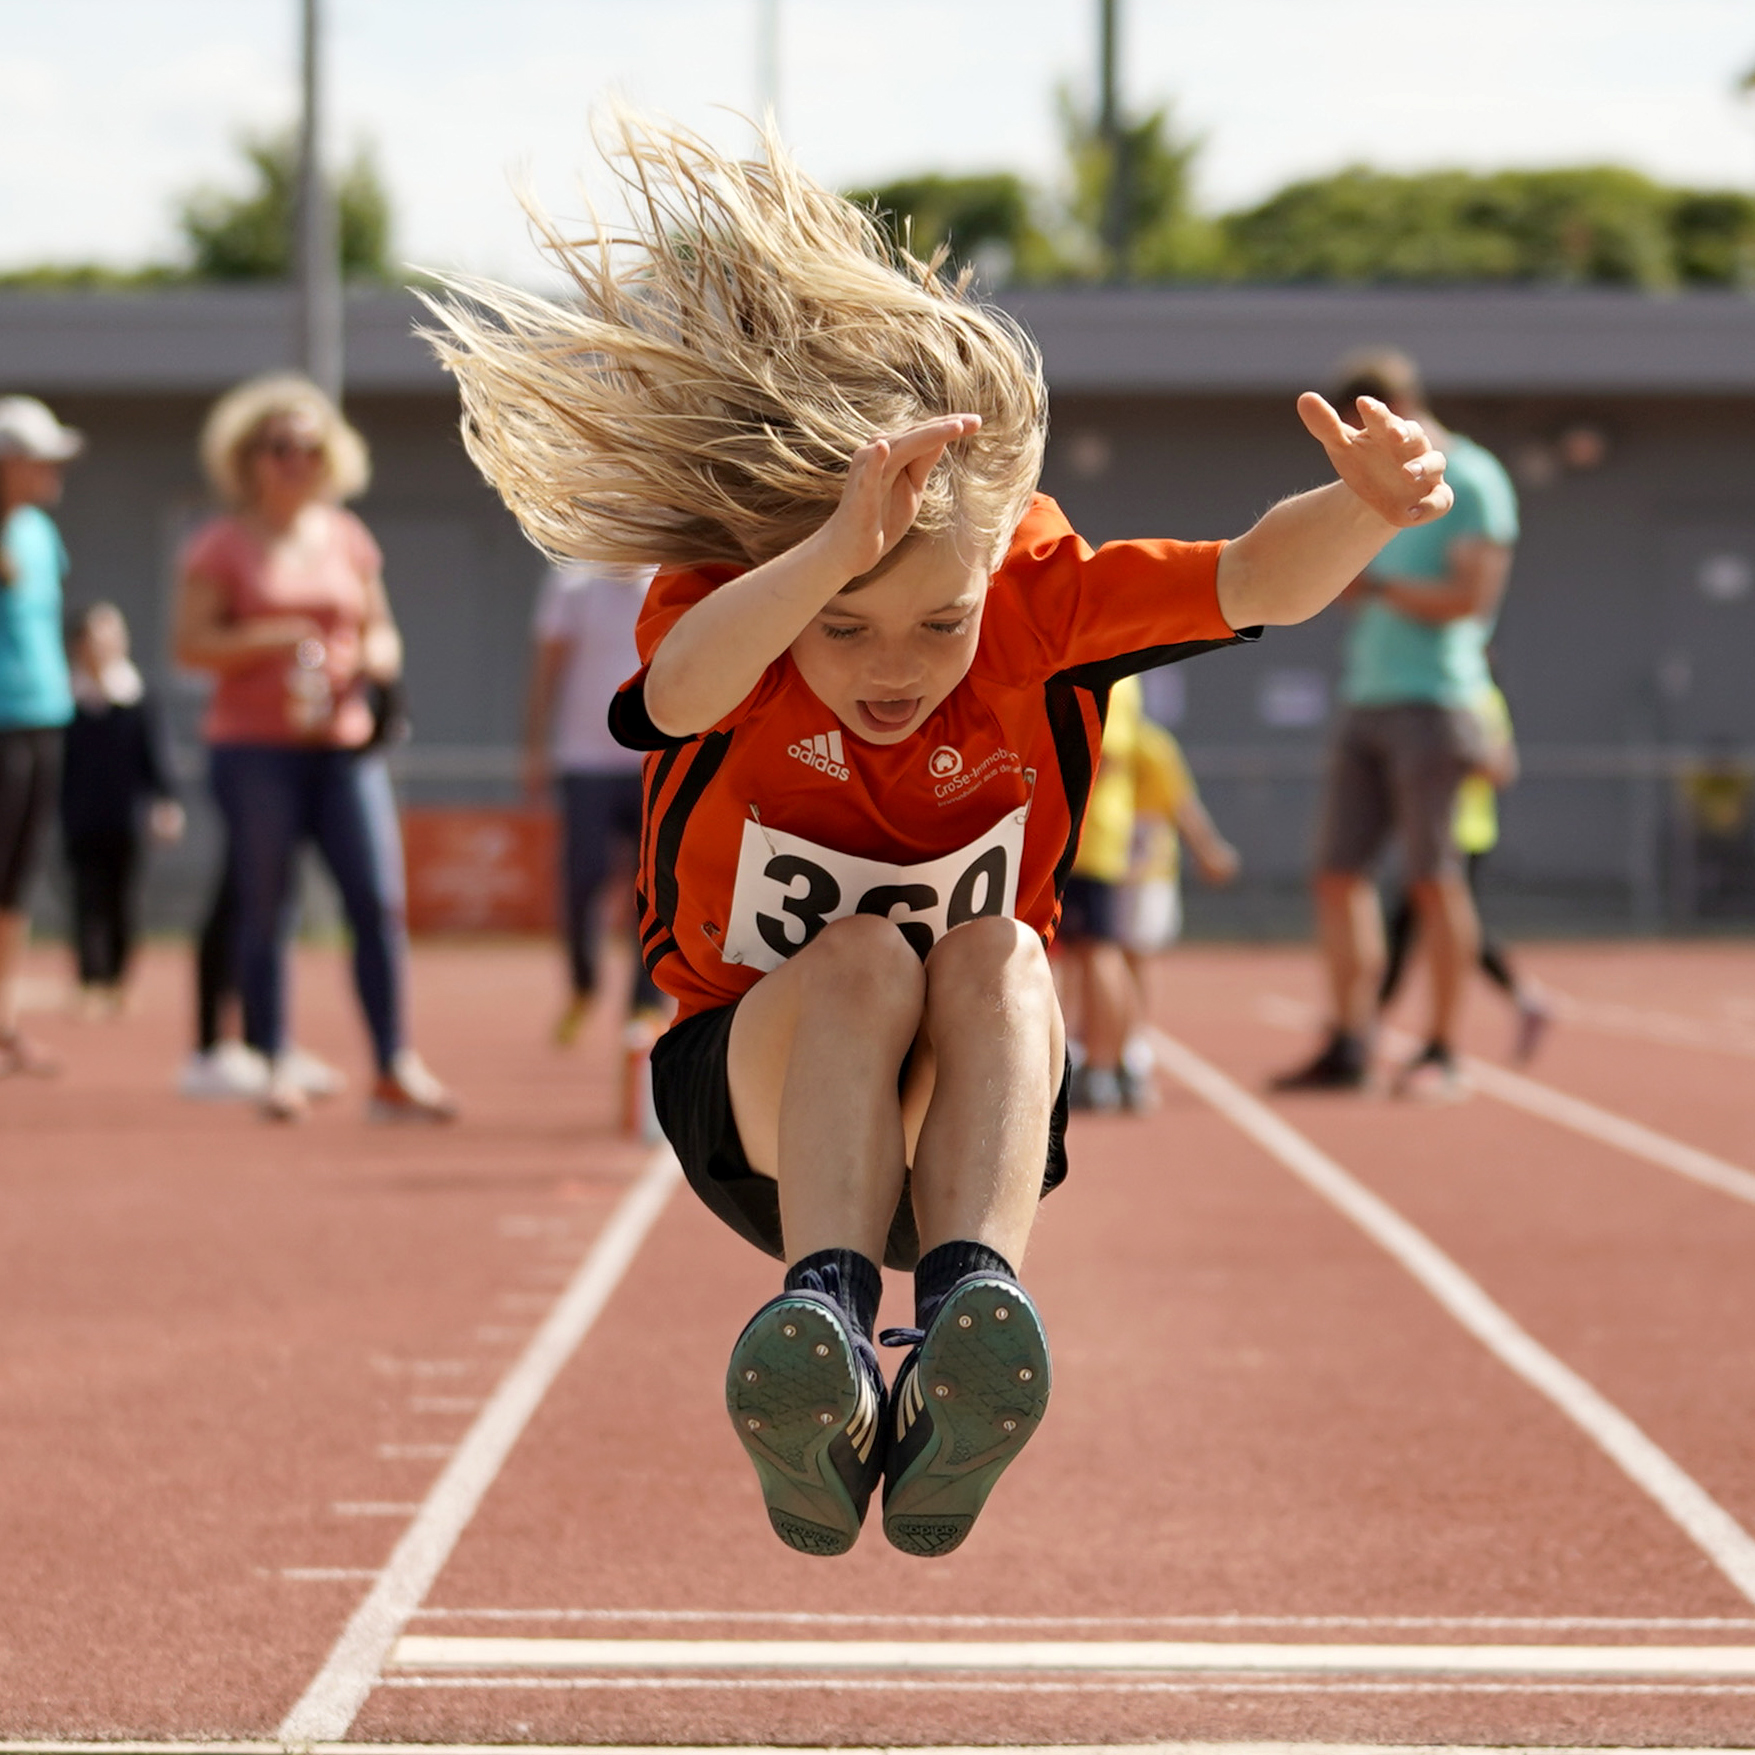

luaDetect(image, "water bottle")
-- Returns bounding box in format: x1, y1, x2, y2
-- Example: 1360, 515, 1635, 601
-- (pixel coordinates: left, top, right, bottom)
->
286, 637, 333, 733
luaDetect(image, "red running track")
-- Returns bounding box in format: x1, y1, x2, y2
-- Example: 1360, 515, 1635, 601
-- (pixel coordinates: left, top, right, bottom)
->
3, 939, 1755, 1748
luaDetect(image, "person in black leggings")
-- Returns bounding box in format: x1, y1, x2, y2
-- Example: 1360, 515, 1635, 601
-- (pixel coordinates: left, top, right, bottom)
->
59, 603, 184, 1011
0, 396, 85, 1077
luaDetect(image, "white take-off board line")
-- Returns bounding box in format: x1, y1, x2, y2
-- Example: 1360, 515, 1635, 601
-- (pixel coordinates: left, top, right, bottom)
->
1146, 1026, 1755, 1609
276, 1146, 682, 1747
388, 1634, 1755, 1678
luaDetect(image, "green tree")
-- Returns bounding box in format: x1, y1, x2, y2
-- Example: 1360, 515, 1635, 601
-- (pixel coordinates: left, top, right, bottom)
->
1670, 189, 1755, 286
178, 132, 393, 281
1056, 91, 1222, 281
1220, 165, 1755, 290
850, 172, 1043, 283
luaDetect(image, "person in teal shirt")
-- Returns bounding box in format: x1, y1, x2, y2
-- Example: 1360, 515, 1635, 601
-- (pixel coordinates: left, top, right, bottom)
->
0, 395, 84, 1076
1276, 350, 1518, 1101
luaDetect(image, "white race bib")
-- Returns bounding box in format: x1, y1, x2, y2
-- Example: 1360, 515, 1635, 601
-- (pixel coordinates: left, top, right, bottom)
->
722, 807, 1027, 972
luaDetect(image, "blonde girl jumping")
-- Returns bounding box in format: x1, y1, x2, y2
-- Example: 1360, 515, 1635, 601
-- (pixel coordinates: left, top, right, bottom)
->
425, 114, 1452, 1559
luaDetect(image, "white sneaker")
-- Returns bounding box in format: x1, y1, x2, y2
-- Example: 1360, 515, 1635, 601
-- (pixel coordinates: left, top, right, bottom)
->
261, 1059, 311, 1122
280, 1044, 346, 1099
367, 1049, 458, 1124
178, 1043, 269, 1101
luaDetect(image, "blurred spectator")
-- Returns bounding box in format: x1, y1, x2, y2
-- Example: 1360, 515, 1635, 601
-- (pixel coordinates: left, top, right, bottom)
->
1678, 741, 1755, 918
1377, 679, 1551, 1062
0, 397, 84, 1077
60, 603, 184, 1013
173, 373, 454, 1123
1062, 674, 1239, 1111
1057, 674, 1146, 1110
1275, 348, 1518, 1101
523, 562, 666, 1046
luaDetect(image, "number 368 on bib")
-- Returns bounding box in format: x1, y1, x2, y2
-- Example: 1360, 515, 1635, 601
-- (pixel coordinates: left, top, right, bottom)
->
720, 809, 1027, 972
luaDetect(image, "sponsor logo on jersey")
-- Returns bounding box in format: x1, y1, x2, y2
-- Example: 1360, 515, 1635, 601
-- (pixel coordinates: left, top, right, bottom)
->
788, 729, 849, 781
934, 744, 1024, 802
928, 745, 963, 779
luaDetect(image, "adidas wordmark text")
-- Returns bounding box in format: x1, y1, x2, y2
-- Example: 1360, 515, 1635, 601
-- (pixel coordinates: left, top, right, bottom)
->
788, 729, 850, 782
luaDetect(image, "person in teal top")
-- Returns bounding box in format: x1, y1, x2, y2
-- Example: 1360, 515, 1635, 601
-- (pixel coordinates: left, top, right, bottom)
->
1346, 429, 1518, 710
0, 395, 84, 1076
1275, 350, 1518, 1101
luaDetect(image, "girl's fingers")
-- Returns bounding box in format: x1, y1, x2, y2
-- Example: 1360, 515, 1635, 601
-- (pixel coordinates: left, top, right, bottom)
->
881, 413, 982, 465
1296, 391, 1350, 448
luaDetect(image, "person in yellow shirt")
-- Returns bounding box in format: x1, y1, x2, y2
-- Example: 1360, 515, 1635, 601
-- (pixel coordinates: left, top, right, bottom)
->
1378, 681, 1550, 1064
1061, 676, 1239, 1109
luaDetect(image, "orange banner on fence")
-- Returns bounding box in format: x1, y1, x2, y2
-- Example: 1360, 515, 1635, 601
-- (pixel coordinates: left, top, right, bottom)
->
402, 808, 557, 935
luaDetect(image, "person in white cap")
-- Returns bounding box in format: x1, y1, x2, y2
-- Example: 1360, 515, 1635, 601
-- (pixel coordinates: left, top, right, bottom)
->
0, 396, 85, 1076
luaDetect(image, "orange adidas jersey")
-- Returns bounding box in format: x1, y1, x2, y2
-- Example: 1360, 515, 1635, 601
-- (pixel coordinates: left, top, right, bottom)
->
609, 494, 1249, 1023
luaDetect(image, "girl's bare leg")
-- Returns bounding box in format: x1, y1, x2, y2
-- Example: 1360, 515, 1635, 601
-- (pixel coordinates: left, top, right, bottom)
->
727, 913, 924, 1264
905, 916, 1064, 1268
0, 911, 25, 1038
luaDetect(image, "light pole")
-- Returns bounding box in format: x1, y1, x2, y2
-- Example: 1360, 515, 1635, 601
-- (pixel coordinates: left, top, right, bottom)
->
756, 0, 781, 132
295, 0, 343, 400
1097, 0, 1129, 280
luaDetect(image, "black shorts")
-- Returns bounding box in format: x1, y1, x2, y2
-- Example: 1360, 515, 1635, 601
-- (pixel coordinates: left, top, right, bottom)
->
650, 1000, 1071, 1271
0, 726, 62, 911
1056, 874, 1120, 945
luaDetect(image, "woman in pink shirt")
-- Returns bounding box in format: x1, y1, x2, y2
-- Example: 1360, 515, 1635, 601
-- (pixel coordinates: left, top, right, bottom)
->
174, 373, 454, 1123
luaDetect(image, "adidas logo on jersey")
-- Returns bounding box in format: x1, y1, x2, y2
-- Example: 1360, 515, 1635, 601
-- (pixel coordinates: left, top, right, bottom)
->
787, 729, 850, 781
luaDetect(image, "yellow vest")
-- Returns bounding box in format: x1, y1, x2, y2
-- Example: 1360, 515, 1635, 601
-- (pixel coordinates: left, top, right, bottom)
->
1073, 677, 1196, 884
1453, 684, 1512, 855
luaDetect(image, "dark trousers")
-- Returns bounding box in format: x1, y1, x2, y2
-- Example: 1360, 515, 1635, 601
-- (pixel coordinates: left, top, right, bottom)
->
0, 726, 61, 911
195, 852, 238, 1053
208, 744, 406, 1070
558, 769, 661, 1011
1380, 850, 1517, 1006
66, 829, 141, 986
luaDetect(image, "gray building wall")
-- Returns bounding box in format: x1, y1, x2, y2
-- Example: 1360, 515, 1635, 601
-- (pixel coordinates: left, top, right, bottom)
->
7, 286, 1755, 940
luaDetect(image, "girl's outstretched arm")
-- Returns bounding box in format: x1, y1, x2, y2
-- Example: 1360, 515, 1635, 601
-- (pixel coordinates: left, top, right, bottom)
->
644, 415, 981, 737
1215, 393, 1452, 630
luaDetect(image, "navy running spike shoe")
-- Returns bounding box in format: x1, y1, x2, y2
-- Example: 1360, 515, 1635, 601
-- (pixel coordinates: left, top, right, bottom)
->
880, 1274, 1051, 1558
725, 1270, 886, 1557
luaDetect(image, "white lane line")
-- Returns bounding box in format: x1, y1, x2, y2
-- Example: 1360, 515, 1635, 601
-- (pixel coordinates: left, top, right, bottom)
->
1546, 993, 1755, 1062
407, 1607, 1755, 1631
279, 1569, 385, 1583
379, 1674, 1755, 1698
277, 1146, 682, 1747
1257, 995, 1755, 1210
1148, 1026, 1755, 1608
389, 1635, 1755, 1677
331, 1503, 422, 1517
15, 1737, 1755, 1752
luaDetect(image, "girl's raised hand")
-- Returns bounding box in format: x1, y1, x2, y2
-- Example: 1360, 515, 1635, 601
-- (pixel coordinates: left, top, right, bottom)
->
816, 415, 982, 579
1297, 392, 1453, 528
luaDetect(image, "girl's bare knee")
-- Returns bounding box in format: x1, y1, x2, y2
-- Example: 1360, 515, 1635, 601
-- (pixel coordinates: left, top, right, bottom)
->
924, 916, 1053, 1023
795, 913, 926, 1018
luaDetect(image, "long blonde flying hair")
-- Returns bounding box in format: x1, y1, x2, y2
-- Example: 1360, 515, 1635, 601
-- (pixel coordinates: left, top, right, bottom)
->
420, 111, 1047, 574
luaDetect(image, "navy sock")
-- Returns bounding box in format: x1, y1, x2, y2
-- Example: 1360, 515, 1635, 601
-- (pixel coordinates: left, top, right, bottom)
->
784, 1248, 882, 1342
914, 1239, 1017, 1330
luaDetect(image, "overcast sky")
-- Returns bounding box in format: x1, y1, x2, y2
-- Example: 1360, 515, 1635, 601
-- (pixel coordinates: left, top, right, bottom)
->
5, 0, 1755, 282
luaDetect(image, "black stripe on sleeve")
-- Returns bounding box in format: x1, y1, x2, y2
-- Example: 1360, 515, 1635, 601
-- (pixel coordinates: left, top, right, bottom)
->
650, 729, 734, 938
609, 673, 696, 752
643, 932, 680, 976
1044, 680, 1099, 901
1048, 629, 1262, 695
639, 743, 684, 891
